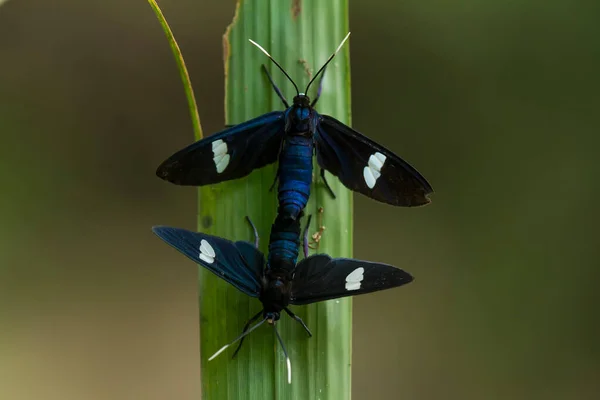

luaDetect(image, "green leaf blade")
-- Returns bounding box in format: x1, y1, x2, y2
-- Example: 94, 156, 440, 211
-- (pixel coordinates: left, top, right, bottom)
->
199, 1, 352, 399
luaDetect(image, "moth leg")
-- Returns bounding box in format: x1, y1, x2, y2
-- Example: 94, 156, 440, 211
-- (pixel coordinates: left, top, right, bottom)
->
261, 64, 290, 108
269, 172, 279, 193
245, 216, 260, 249
320, 168, 336, 199
302, 215, 313, 258
232, 310, 263, 359
310, 66, 327, 108
284, 308, 312, 337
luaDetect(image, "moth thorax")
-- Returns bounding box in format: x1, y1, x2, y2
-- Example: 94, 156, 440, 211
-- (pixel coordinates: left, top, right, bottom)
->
266, 274, 290, 293
291, 106, 311, 122
271, 278, 285, 289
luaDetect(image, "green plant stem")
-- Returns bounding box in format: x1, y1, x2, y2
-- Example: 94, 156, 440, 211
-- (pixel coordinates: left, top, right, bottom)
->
198, 1, 353, 399
146, 0, 203, 140
149, 0, 352, 397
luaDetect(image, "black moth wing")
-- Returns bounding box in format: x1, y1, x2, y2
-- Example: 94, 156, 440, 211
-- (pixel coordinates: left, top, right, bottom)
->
152, 226, 263, 297
290, 254, 414, 305
156, 111, 285, 186
234, 240, 266, 282
315, 114, 433, 207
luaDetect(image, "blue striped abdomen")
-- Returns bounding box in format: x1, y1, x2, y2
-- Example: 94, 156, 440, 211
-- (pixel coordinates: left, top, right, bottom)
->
267, 214, 300, 269
277, 135, 314, 221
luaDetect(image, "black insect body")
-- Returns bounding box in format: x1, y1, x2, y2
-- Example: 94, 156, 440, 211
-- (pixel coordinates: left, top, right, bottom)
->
156, 32, 433, 223
152, 213, 413, 383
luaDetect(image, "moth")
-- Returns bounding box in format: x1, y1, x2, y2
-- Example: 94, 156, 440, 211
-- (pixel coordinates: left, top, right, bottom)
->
153, 214, 413, 384
156, 33, 433, 222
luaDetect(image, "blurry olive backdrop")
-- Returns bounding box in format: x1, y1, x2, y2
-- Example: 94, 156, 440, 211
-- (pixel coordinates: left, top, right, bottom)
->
1, 0, 599, 399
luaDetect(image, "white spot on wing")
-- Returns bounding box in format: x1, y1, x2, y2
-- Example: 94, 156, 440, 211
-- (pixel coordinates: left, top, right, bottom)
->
213, 153, 225, 165
368, 153, 385, 171
212, 140, 227, 157
200, 239, 215, 257
199, 254, 213, 264
363, 167, 376, 189
215, 154, 230, 173
199, 239, 215, 264
345, 267, 365, 291
373, 152, 387, 166
363, 152, 387, 189
371, 168, 381, 181
212, 139, 230, 173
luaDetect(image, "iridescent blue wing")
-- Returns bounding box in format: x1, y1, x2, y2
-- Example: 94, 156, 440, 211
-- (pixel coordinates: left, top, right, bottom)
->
290, 254, 413, 305
314, 114, 433, 207
156, 112, 285, 186
152, 226, 263, 297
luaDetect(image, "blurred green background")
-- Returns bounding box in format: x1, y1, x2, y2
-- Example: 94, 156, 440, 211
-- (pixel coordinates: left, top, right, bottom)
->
1, 0, 599, 399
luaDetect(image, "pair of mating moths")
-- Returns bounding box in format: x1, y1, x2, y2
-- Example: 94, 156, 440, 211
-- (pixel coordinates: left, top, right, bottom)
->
153, 33, 433, 384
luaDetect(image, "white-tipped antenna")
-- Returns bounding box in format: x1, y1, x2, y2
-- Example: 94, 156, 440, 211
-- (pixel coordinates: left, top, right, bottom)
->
207, 343, 229, 361
208, 317, 268, 361
334, 31, 352, 55
274, 324, 292, 384
248, 39, 300, 96
248, 39, 272, 58
304, 32, 351, 94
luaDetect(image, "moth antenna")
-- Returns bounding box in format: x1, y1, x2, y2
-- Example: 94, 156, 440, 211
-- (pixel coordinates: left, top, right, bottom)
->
208, 316, 268, 361
274, 324, 292, 384
305, 32, 351, 94
249, 39, 300, 96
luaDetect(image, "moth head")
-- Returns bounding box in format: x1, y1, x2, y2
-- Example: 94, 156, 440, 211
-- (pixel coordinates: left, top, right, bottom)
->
265, 311, 281, 324
292, 93, 311, 108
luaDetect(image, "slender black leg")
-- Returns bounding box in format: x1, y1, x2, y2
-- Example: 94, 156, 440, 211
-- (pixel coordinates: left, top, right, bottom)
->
245, 216, 260, 249
225, 124, 236, 128
269, 172, 279, 192
284, 308, 313, 337
310, 66, 327, 108
262, 65, 290, 108
320, 169, 336, 199
302, 215, 313, 258
231, 310, 263, 359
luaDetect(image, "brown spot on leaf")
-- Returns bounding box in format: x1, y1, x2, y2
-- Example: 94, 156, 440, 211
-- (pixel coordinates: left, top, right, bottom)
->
298, 58, 312, 79
292, 0, 302, 19
201, 215, 213, 229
